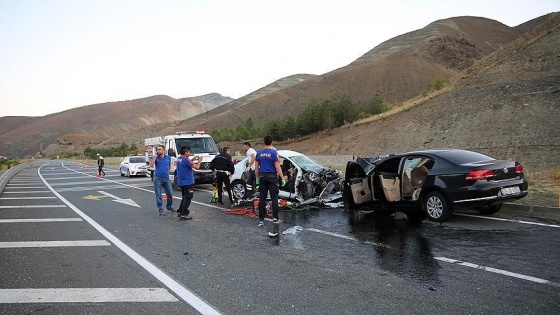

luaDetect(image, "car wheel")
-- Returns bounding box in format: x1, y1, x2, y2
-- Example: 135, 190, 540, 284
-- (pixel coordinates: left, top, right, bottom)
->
172, 174, 180, 191
231, 180, 247, 200
423, 191, 452, 222
476, 204, 502, 215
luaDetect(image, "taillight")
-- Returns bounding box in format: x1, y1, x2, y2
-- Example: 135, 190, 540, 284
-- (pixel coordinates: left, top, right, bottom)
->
465, 169, 494, 181
515, 164, 523, 173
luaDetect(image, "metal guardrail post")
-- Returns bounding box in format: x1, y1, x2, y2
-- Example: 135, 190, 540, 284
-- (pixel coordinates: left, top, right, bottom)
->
0, 164, 30, 193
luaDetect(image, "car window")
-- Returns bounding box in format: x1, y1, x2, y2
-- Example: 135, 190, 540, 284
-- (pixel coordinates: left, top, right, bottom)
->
290, 155, 325, 173
130, 157, 146, 163
377, 157, 400, 173
438, 151, 494, 164
175, 138, 219, 154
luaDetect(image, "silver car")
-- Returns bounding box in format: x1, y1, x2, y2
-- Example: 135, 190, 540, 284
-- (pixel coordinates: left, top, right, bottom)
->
120, 156, 148, 177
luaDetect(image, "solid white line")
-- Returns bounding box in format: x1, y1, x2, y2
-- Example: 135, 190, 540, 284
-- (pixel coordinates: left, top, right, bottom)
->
0, 288, 178, 303
6, 184, 45, 186
307, 227, 559, 287
0, 240, 110, 248
36, 176, 89, 180
0, 197, 56, 200
455, 213, 560, 228
0, 218, 83, 223
0, 205, 66, 209
435, 257, 554, 285
41, 162, 222, 315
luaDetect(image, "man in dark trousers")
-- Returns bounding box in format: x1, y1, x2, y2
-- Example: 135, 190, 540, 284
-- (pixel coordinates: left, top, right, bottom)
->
176, 145, 201, 219
97, 155, 105, 177
210, 146, 235, 207
254, 135, 286, 237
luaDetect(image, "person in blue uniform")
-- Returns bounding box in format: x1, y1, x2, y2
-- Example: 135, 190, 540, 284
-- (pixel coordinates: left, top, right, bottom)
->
176, 145, 201, 219
254, 135, 286, 236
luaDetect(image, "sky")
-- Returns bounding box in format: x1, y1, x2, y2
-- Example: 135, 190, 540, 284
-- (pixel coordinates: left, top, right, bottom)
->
0, 0, 558, 117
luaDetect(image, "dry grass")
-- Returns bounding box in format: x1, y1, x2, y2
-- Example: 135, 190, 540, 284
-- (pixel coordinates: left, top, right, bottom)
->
515, 169, 560, 207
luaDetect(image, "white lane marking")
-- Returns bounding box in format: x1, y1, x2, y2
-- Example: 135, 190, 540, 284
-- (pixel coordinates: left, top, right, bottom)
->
49, 181, 118, 186
307, 227, 559, 287
435, 257, 556, 285
0, 218, 83, 223
98, 190, 141, 208
40, 162, 222, 315
6, 184, 46, 186
0, 197, 57, 200
35, 176, 89, 180
3, 186, 45, 189
2, 191, 51, 194
0, 288, 178, 303
0, 240, 111, 248
0, 205, 66, 209
455, 213, 560, 228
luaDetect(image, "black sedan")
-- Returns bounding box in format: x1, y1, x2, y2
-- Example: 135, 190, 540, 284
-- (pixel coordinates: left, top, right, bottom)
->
343, 149, 528, 223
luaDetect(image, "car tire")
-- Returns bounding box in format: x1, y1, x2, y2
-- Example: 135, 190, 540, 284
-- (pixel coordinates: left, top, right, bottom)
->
423, 191, 452, 222
172, 173, 180, 191
476, 204, 502, 215
231, 180, 247, 200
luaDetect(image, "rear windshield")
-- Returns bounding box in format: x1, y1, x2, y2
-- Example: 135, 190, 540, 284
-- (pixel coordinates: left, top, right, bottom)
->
130, 157, 146, 163
438, 151, 494, 165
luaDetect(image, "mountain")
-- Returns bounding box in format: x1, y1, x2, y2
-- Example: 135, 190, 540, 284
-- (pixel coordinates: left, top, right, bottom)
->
1, 13, 558, 167
281, 13, 560, 170
0, 94, 233, 158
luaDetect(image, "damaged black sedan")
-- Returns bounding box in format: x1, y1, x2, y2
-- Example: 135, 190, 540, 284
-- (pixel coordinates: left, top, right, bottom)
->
343, 149, 528, 223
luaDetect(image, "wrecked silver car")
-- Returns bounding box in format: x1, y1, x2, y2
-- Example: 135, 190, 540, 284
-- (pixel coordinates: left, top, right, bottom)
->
230, 150, 343, 205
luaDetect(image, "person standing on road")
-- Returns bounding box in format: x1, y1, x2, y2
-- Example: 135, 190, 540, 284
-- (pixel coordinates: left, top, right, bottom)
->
148, 144, 175, 216
210, 146, 235, 207
176, 146, 201, 219
243, 142, 257, 198
97, 155, 106, 177
254, 135, 286, 236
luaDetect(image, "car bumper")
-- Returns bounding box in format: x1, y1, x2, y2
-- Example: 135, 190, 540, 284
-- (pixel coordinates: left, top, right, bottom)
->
449, 179, 529, 208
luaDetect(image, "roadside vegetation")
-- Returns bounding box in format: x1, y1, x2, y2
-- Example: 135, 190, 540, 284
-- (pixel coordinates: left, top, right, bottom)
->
0, 158, 20, 170
83, 143, 140, 158
212, 93, 392, 142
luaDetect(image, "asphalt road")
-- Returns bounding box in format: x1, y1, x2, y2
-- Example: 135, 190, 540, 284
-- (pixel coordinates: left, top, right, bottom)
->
1, 160, 559, 314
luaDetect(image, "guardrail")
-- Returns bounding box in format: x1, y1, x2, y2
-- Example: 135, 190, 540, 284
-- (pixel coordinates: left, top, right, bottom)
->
0, 163, 30, 193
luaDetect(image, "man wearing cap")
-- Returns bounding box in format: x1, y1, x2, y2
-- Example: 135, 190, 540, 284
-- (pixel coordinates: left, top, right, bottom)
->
97, 155, 105, 177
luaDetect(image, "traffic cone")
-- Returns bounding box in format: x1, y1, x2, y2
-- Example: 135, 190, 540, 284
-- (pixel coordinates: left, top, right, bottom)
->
96, 171, 100, 178
85, 166, 89, 171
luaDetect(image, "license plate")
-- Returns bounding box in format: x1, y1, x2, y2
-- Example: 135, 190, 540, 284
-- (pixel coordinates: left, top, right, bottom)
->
499, 186, 521, 196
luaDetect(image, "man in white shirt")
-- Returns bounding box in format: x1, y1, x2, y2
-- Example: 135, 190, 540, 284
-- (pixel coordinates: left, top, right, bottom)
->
243, 142, 257, 198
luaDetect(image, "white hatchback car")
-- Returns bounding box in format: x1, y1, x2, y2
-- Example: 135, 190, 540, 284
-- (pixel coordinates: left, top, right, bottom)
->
230, 150, 343, 205
120, 156, 148, 177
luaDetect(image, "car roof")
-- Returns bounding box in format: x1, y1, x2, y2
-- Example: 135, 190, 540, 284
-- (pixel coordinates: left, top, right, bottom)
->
276, 150, 303, 158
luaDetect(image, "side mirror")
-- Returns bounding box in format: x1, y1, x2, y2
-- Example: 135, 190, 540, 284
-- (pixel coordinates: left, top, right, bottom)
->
168, 149, 176, 157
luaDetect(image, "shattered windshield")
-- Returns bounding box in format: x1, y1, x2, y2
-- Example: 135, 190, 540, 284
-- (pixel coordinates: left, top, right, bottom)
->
290, 155, 326, 173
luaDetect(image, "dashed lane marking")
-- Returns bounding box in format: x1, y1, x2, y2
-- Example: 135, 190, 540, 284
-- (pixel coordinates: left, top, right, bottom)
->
0, 205, 66, 209
0, 240, 111, 248
3, 186, 45, 189
0, 288, 178, 303
39, 161, 223, 315
2, 191, 51, 194
455, 213, 560, 228
0, 197, 57, 200
307, 227, 560, 287
0, 218, 83, 223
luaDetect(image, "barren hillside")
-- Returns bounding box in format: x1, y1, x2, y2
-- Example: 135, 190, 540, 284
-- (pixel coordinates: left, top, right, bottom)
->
282, 14, 560, 170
